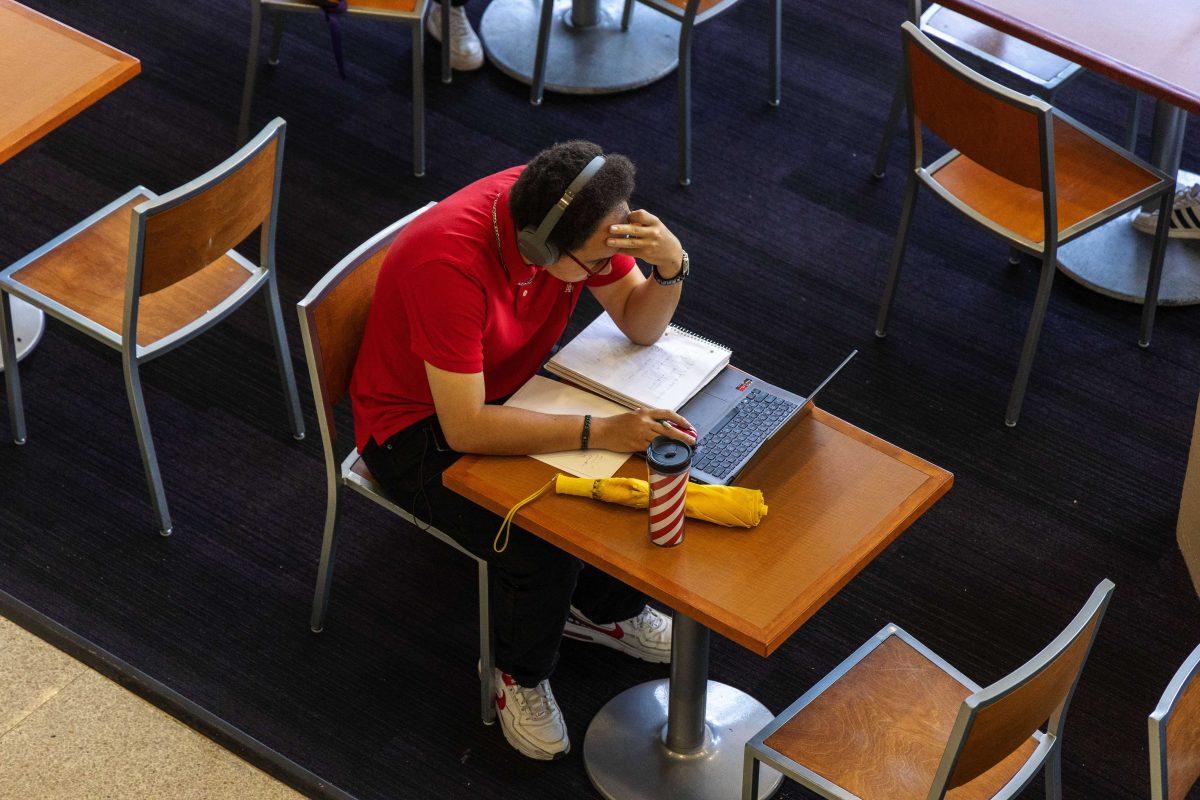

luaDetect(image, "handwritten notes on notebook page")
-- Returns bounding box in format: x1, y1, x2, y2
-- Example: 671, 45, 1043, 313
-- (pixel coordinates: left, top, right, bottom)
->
504, 376, 632, 479
545, 313, 732, 411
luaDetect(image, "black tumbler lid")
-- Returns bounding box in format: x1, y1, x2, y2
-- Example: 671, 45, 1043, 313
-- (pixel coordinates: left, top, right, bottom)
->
646, 436, 692, 474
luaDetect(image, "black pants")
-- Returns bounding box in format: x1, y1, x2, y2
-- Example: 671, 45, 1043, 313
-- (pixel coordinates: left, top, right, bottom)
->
361, 418, 646, 687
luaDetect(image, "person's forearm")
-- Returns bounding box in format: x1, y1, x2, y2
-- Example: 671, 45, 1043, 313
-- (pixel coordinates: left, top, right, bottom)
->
443, 404, 586, 455
617, 271, 683, 346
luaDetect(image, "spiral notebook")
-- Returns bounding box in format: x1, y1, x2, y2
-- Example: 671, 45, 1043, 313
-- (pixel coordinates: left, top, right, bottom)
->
546, 313, 732, 412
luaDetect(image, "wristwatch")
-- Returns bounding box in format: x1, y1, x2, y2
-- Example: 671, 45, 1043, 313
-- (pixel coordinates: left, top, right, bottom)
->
651, 250, 689, 286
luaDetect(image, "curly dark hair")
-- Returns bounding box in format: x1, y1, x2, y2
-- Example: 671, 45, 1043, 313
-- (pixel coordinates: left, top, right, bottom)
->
509, 140, 636, 254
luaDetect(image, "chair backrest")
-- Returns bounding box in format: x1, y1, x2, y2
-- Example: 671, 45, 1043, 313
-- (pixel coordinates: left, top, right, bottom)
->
296, 204, 435, 456
927, 580, 1115, 798
901, 21, 1051, 194
130, 118, 284, 298
1150, 643, 1200, 800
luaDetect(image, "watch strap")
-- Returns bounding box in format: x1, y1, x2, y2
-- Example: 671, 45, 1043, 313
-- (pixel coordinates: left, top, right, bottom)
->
651, 252, 688, 285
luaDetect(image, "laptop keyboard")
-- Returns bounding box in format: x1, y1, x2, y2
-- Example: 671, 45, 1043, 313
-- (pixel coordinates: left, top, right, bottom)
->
693, 389, 799, 479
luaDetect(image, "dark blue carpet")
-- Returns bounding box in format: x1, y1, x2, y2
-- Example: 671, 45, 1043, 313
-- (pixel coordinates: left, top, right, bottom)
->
1, 0, 1198, 797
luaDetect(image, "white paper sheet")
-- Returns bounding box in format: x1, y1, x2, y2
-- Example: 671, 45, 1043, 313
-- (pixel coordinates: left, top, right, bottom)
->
503, 376, 632, 478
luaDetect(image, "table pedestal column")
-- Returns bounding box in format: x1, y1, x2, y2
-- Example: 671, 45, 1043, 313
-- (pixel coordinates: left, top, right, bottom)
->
1058, 101, 1200, 305
583, 613, 784, 800
480, 0, 679, 95
0, 298, 44, 372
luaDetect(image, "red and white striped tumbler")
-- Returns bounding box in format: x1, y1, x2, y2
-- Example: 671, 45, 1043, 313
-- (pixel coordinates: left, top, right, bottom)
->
646, 435, 693, 548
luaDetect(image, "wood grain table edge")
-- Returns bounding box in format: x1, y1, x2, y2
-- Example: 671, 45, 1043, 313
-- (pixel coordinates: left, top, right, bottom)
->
935, 0, 1200, 114
443, 408, 954, 658
0, 0, 141, 164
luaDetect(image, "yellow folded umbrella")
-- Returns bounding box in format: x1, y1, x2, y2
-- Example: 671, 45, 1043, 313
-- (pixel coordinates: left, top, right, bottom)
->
493, 473, 768, 554
554, 475, 767, 528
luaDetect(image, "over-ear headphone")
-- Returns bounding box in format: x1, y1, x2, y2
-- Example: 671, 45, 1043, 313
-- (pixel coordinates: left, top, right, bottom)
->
516, 155, 606, 267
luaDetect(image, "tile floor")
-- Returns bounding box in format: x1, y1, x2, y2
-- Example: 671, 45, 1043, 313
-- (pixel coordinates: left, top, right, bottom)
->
0, 615, 303, 800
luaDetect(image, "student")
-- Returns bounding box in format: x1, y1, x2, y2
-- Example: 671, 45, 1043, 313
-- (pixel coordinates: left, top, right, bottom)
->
427, 0, 484, 71
351, 141, 694, 760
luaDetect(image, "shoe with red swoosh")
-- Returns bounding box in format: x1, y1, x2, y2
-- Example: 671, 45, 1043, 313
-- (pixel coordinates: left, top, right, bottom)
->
488, 668, 570, 761
562, 605, 672, 663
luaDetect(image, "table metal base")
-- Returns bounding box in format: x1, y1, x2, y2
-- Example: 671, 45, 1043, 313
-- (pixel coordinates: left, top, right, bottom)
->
481, 0, 679, 95
1058, 170, 1200, 306
584, 679, 783, 800
0, 298, 45, 371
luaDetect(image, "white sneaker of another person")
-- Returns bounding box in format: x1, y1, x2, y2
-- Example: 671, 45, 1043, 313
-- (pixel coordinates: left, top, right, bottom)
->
427, 4, 484, 72
1133, 183, 1200, 239
563, 605, 673, 663
491, 668, 570, 760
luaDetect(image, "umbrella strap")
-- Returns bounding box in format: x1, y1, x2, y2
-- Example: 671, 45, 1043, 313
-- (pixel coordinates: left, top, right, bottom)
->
494, 476, 557, 553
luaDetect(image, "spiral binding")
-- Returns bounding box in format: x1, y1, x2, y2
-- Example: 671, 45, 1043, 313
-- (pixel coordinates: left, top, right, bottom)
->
668, 324, 731, 354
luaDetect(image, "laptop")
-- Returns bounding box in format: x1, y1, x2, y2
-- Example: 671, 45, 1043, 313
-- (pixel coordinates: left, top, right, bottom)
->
676, 350, 857, 486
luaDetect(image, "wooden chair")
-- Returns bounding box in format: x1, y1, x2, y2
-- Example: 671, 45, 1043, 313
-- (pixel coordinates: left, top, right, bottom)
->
872, 1, 1141, 181
296, 206, 496, 726
237, 0, 450, 178
528, 0, 781, 186
874, 22, 1175, 427
1150, 643, 1200, 800
0, 119, 305, 537
743, 579, 1115, 800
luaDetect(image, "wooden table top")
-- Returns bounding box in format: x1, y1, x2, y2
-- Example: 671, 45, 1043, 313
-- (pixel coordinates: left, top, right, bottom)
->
443, 407, 952, 657
936, 0, 1200, 115
0, 0, 140, 164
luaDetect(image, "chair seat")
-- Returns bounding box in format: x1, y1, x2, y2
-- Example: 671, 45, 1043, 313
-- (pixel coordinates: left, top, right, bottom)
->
925, 6, 1076, 87
345, 453, 394, 502
8, 191, 255, 347
263, 0, 420, 13
763, 634, 1039, 800
644, 0, 733, 20
351, 0, 419, 12
349, 454, 376, 484
928, 117, 1160, 243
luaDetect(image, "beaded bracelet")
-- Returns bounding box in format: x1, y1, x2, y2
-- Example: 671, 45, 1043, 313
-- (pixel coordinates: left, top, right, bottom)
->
581, 414, 592, 450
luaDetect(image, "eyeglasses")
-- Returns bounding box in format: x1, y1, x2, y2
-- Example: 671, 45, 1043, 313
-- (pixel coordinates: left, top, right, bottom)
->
567, 251, 613, 277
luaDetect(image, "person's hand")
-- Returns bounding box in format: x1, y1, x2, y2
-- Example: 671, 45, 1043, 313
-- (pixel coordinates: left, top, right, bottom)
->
591, 408, 696, 453
606, 210, 685, 277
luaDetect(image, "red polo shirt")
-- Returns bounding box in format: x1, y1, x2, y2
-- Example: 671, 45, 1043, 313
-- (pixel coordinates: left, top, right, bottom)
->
350, 166, 635, 452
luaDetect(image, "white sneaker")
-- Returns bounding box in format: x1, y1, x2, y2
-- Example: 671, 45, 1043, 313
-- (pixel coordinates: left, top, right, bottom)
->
1132, 184, 1200, 239
563, 605, 672, 664
427, 4, 484, 71
492, 668, 570, 760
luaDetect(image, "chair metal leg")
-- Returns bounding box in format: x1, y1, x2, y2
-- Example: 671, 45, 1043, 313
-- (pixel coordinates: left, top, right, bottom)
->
0, 291, 27, 445
264, 274, 305, 439
1124, 90, 1143, 153
1139, 188, 1173, 347
530, 0, 554, 106
412, 20, 427, 178
677, 18, 694, 186
122, 355, 173, 536
620, 0, 634, 30
872, 69, 905, 179
238, 0, 264, 145
768, 0, 781, 107
268, 8, 286, 65
478, 560, 497, 725
310, 485, 342, 632
875, 173, 919, 337
1045, 740, 1063, 800
440, 0, 452, 83
1009, 246, 1023, 265
741, 749, 761, 800
1005, 250, 1057, 427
